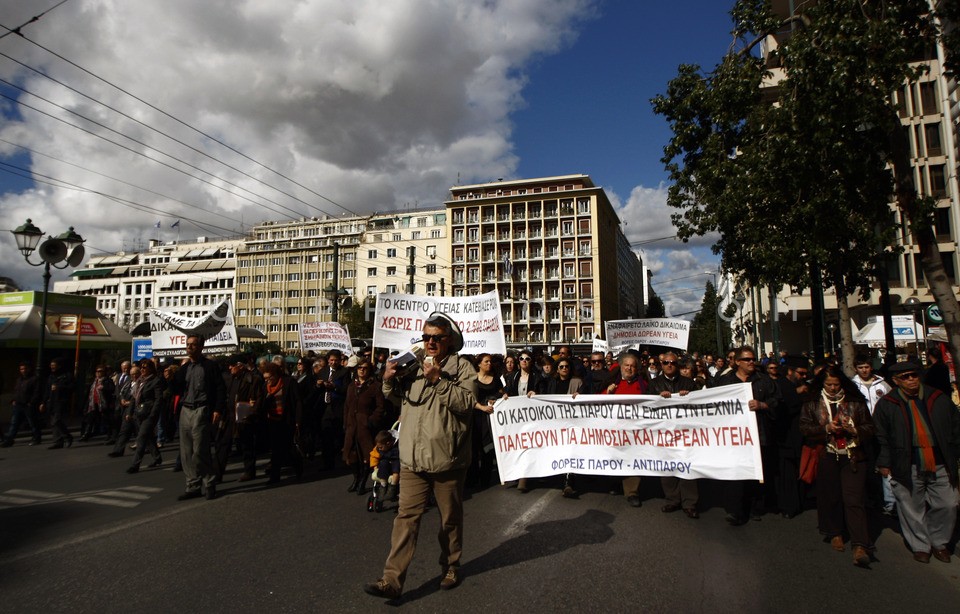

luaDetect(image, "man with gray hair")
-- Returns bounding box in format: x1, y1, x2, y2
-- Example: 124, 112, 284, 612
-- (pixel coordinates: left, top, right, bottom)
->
365, 313, 476, 599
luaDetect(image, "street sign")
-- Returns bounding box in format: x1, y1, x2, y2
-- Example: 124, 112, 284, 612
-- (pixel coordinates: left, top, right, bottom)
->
926, 303, 943, 324
892, 327, 913, 336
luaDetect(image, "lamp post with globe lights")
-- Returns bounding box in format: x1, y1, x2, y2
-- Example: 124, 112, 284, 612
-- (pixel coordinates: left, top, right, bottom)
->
10, 220, 85, 375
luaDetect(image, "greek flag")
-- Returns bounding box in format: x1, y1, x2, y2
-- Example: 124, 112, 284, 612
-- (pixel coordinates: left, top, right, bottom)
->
171, 220, 180, 229
154, 220, 161, 229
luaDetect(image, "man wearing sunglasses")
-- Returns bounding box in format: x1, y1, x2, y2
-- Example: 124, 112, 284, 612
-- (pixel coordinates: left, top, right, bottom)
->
366, 312, 477, 599
874, 361, 960, 564
648, 352, 700, 518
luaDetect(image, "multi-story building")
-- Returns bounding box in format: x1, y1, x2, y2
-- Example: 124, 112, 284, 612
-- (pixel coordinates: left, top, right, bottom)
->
234, 216, 363, 350
355, 208, 449, 302
446, 174, 644, 347
54, 237, 242, 331
730, 1, 960, 355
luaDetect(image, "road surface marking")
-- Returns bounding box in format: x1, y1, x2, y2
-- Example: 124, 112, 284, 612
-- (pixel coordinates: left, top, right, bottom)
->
502, 490, 555, 539
74, 496, 140, 508
0, 485, 159, 509
6, 489, 60, 498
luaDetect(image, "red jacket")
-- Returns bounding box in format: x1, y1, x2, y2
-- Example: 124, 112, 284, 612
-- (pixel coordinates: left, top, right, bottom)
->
605, 377, 647, 395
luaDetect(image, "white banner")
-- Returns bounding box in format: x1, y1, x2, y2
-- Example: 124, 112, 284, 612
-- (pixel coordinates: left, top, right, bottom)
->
491, 383, 761, 482
605, 318, 690, 351
372, 291, 506, 354
592, 336, 608, 354
149, 299, 238, 357
299, 321, 353, 355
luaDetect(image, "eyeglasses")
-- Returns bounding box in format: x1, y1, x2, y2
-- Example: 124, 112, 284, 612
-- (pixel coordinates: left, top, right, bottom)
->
738, 357, 756, 362
422, 334, 448, 343
896, 372, 920, 380
591, 359, 604, 364
519, 357, 531, 362
357, 366, 369, 370
557, 364, 570, 369
661, 360, 677, 366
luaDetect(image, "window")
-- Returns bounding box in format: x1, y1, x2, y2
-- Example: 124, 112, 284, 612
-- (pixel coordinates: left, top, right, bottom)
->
270, 291, 281, 299
307, 272, 319, 280
386, 284, 397, 293
387, 248, 397, 258
431, 229, 441, 239
367, 286, 377, 296
286, 307, 301, 315
287, 290, 301, 298
426, 283, 437, 295
425, 264, 437, 275
393, 234, 401, 242
255, 291, 265, 299
387, 267, 396, 276
271, 258, 282, 265
307, 289, 318, 297
453, 229, 464, 243
925, 123, 942, 156
368, 249, 377, 259
919, 81, 938, 115
367, 267, 377, 276
286, 324, 299, 332
929, 165, 947, 198
412, 231, 421, 240
288, 273, 301, 281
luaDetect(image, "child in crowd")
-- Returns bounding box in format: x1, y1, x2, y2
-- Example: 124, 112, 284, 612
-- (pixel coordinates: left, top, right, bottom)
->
368, 430, 400, 512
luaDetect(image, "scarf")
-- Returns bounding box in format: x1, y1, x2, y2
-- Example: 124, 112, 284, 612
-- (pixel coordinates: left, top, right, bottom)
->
267, 378, 284, 417
898, 386, 937, 473
819, 389, 856, 454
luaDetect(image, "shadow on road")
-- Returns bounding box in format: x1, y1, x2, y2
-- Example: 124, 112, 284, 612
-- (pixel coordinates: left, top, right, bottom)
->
395, 508, 615, 605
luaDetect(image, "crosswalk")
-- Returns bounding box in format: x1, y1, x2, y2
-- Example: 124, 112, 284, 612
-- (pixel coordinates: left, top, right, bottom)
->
0, 485, 163, 510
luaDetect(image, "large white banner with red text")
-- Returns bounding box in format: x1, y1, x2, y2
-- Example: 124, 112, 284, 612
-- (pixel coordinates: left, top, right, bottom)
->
372, 291, 506, 354
490, 383, 761, 482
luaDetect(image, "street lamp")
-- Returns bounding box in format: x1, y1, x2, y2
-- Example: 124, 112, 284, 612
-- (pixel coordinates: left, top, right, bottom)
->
324, 284, 349, 323
904, 296, 923, 361
10, 219, 85, 375
827, 321, 837, 357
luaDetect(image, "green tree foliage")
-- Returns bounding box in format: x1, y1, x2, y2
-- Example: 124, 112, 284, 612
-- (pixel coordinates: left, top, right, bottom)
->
652, 0, 960, 368
688, 281, 731, 354
340, 300, 373, 339
646, 291, 666, 318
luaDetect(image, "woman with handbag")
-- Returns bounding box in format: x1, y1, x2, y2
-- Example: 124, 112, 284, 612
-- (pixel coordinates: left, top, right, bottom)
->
799, 364, 875, 567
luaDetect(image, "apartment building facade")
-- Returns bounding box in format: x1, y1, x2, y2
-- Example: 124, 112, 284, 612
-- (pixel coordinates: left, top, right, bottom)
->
445, 174, 644, 347
54, 237, 242, 331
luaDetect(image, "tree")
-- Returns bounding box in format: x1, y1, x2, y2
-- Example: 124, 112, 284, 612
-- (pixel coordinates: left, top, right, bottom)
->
646, 291, 666, 318
652, 0, 960, 374
340, 299, 373, 339
689, 280, 732, 354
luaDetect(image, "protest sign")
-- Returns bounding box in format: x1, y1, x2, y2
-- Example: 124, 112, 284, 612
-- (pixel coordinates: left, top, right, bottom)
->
490, 383, 761, 482
299, 321, 353, 356
605, 318, 690, 352
372, 291, 506, 354
592, 336, 608, 354
149, 299, 238, 357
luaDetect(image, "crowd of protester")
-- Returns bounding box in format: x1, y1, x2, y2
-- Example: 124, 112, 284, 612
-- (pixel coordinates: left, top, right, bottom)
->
3, 341, 959, 572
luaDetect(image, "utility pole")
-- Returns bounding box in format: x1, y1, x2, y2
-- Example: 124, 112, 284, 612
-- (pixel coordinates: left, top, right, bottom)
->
440, 278, 445, 297
407, 246, 415, 294
331, 242, 340, 322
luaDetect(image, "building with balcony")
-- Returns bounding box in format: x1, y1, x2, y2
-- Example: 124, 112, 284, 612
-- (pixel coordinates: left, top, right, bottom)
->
234, 216, 363, 350
355, 208, 449, 303
53, 237, 242, 331
446, 174, 644, 347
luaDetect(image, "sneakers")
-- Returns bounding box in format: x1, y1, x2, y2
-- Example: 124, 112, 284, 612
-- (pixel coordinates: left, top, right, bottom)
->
440, 567, 461, 590
364, 579, 401, 599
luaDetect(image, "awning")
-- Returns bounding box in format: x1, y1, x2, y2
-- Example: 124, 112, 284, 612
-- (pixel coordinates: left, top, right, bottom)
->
187, 279, 203, 288
853, 319, 924, 348
0, 291, 132, 350
72, 268, 111, 279
112, 266, 129, 275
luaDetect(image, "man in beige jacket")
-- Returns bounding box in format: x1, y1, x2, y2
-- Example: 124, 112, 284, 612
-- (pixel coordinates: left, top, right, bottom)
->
365, 312, 477, 600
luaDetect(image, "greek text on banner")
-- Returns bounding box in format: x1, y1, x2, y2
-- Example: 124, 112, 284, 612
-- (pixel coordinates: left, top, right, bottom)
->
372, 291, 506, 354
604, 318, 690, 352
490, 383, 761, 482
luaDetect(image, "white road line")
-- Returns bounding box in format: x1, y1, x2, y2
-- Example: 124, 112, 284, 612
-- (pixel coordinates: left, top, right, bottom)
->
98, 490, 150, 500
120, 485, 163, 493
6, 489, 60, 498
74, 496, 140, 508
0, 501, 197, 566
0, 494, 36, 505
502, 490, 556, 539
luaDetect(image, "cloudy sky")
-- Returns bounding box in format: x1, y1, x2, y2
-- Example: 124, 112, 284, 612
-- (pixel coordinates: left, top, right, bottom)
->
0, 0, 733, 317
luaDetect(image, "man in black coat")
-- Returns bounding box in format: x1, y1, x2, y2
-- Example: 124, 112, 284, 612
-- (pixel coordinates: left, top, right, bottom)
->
3, 363, 42, 447
648, 351, 700, 519
875, 361, 960, 564
41, 358, 74, 449
171, 335, 227, 500
222, 355, 266, 482
714, 345, 781, 525
316, 350, 350, 470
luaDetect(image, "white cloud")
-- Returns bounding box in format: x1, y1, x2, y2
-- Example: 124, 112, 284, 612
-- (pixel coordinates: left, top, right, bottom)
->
0, 0, 593, 287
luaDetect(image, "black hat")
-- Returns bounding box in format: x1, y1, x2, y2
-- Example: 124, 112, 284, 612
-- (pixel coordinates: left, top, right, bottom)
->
887, 360, 921, 374
425, 312, 464, 352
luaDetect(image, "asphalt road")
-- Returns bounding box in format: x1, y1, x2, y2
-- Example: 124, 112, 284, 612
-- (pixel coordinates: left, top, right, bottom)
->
2, 433, 959, 612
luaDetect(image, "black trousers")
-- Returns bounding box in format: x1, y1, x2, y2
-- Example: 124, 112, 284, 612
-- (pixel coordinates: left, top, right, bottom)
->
816, 452, 870, 547
725, 444, 779, 518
